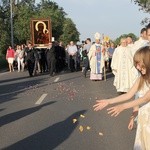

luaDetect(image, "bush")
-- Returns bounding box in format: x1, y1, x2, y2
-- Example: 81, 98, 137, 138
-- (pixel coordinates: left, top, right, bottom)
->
0, 55, 7, 71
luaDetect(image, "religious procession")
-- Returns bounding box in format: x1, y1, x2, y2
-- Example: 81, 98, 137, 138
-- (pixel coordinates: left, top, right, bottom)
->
1, 0, 150, 150
3, 23, 150, 150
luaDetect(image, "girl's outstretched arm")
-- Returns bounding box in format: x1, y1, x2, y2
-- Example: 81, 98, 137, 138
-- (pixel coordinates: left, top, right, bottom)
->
93, 78, 139, 111
107, 90, 150, 117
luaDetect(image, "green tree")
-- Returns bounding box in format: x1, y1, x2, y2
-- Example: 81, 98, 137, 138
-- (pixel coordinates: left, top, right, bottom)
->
0, 0, 80, 55
127, 33, 138, 41
59, 18, 80, 45
132, 0, 150, 24
0, 5, 10, 55
133, 0, 150, 12
35, 0, 66, 41
114, 33, 138, 46
0, 18, 10, 55
13, 3, 35, 44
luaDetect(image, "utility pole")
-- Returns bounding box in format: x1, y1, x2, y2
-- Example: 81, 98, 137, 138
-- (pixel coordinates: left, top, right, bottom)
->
10, 0, 14, 48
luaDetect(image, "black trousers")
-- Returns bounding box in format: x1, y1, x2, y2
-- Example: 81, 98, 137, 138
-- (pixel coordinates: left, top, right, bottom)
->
108, 58, 112, 71
27, 60, 35, 76
48, 58, 56, 76
68, 55, 77, 71
83, 57, 89, 76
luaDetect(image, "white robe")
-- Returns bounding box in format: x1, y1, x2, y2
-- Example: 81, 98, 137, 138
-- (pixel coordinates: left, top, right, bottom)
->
111, 46, 136, 92
132, 38, 150, 57
134, 82, 150, 150
88, 44, 104, 74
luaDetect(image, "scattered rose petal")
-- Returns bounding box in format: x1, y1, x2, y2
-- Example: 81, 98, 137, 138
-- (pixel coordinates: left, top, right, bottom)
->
99, 132, 103, 136
86, 126, 91, 130
73, 119, 77, 123
79, 125, 84, 132
80, 114, 85, 118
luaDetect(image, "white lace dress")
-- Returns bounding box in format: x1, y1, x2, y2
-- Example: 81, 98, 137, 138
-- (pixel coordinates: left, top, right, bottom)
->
134, 83, 150, 150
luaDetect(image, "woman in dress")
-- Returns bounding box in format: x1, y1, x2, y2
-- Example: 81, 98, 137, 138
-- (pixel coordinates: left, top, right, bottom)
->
6, 46, 15, 72
93, 46, 150, 150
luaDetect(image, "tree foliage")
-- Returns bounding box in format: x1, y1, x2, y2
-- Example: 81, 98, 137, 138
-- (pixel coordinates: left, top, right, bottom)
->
59, 18, 80, 45
132, 0, 150, 24
0, 0, 80, 55
35, 1, 67, 41
114, 33, 138, 46
133, 0, 150, 12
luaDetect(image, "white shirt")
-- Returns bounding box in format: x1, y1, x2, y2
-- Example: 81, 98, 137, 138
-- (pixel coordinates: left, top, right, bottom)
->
67, 45, 77, 55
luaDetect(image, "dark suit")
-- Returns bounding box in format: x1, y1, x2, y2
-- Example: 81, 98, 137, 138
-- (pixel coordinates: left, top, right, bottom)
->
25, 47, 36, 76
46, 46, 56, 76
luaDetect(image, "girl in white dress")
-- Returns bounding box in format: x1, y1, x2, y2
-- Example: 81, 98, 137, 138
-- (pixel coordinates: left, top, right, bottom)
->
93, 46, 150, 150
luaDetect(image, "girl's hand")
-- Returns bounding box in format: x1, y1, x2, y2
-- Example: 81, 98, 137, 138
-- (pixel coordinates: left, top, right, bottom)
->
93, 100, 109, 111
107, 104, 125, 117
128, 118, 134, 130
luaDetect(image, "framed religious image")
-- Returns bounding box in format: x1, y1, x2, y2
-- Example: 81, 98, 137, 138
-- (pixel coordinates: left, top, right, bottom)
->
30, 18, 52, 48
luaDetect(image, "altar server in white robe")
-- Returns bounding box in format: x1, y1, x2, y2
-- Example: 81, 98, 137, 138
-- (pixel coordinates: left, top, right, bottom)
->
132, 28, 149, 57
128, 28, 150, 85
111, 38, 135, 93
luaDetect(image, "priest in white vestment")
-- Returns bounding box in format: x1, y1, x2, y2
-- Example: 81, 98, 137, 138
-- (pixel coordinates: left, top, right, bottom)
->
126, 36, 134, 49
111, 38, 135, 93
88, 33, 104, 80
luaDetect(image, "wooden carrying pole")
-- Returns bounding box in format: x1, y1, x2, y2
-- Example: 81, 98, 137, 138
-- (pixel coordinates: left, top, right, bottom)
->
102, 48, 107, 81
103, 62, 106, 81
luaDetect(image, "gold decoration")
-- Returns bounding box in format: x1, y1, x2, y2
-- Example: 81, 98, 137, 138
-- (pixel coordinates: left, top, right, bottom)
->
35, 21, 47, 33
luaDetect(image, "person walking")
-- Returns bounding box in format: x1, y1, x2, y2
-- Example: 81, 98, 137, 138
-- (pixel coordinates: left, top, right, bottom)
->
16, 45, 25, 72
6, 46, 15, 72
107, 43, 115, 72
88, 33, 105, 81
46, 42, 56, 77
25, 43, 36, 77
111, 38, 135, 93
82, 38, 92, 77
67, 41, 78, 72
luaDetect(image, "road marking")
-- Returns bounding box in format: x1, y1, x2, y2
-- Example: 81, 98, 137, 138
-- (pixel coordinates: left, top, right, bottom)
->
35, 93, 48, 105
54, 77, 60, 82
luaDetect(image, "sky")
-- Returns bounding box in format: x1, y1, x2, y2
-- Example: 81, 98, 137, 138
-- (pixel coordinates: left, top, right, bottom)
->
36, 0, 149, 42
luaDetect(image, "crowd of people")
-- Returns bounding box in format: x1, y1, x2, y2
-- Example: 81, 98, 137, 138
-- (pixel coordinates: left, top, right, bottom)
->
5, 23, 150, 150
6, 41, 66, 76
5, 33, 116, 79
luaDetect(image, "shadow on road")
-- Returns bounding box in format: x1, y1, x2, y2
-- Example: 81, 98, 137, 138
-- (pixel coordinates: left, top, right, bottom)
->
0, 101, 56, 127
106, 72, 114, 80
0, 75, 49, 104
4, 110, 87, 150
0, 72, 49, 84
0, 76, 30, 84
0, 108, 5, 112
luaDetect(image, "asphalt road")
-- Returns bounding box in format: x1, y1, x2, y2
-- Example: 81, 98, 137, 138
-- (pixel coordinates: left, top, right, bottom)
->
0, 70, 136, 150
